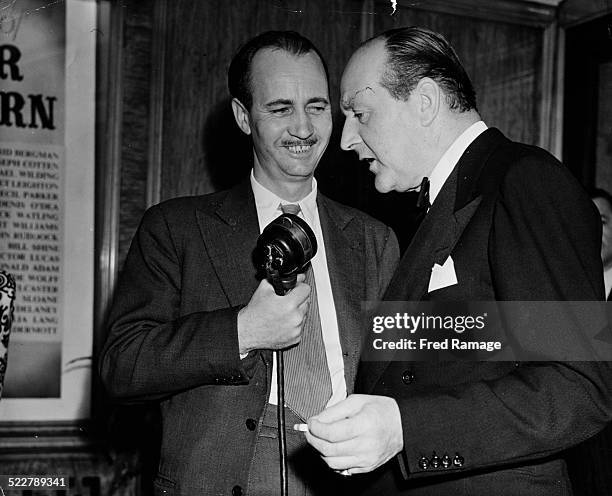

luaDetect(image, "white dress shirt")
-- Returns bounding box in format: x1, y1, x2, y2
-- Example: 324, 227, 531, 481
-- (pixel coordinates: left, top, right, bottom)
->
249, 171, 347, 408
604, 266, 612, 299
428, 121, 488, 205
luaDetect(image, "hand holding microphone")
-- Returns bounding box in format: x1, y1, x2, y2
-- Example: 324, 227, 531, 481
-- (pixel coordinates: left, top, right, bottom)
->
237, 213, 318, 354
237, 275, 310, 354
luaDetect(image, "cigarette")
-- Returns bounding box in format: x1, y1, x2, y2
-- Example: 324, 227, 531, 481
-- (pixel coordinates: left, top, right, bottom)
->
293, 423, 309, 432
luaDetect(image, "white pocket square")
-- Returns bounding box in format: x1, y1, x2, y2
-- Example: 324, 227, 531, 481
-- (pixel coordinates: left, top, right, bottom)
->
428, 255, 458, 293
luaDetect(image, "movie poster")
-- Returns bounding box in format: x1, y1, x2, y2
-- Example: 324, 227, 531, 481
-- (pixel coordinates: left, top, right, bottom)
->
0, 0, 95, 420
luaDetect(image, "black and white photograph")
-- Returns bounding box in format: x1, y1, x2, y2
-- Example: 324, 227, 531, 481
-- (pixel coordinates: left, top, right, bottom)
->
1, 0, 612, 495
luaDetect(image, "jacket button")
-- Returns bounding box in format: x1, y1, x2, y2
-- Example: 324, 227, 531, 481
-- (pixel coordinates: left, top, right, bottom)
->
441, 454, 452, 468
401, 369, 415, 384
245, 418, 257, 431
232, 485, 242, 496
453, 453, 465, 467
418, 456, 429, 470
430, 452, 441, 468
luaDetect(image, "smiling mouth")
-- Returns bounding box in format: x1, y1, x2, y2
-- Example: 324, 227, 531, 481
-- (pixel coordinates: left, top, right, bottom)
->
286, 144, 313, 154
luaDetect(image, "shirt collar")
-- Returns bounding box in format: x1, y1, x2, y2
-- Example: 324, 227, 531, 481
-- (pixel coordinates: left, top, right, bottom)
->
604, 265, 612, 298
250, 170, 318, 220
428, 120, 488, 204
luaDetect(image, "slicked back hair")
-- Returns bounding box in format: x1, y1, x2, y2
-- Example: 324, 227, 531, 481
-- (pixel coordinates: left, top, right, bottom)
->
368, 26, 477, 112
228, 30, 329, 110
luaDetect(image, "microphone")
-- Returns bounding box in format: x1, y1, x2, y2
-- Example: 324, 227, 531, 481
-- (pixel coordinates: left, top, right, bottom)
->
255, 213, 318, 295
253, 212, 318, 496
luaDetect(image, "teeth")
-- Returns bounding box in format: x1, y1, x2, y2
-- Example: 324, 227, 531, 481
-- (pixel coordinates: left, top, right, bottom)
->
288, 145, 311, 153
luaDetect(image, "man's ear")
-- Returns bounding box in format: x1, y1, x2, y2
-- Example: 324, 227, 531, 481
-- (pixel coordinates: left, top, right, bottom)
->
231, 97, 252, 135
415, 77, 440, 127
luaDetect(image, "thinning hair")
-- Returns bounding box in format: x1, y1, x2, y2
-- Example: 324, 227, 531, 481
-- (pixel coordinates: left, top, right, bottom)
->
367, 26, 477, 112
228, 30, 328, 109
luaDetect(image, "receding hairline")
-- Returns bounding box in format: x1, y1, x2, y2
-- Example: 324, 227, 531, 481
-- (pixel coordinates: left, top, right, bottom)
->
343, 39, 386, 81
346, 37, 386, 69
246, 48, 330, 110
341, 39, 388, 104
251, 46, 326, 68
249, 47, 328, 87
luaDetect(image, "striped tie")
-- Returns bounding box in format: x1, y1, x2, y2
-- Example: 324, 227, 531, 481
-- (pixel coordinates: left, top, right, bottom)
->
279, 203, 332, 420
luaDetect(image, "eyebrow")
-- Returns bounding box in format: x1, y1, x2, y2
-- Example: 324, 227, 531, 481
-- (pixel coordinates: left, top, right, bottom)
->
306, 97, 330, 105
264, 97, 329, 108
341, 86, 374, 109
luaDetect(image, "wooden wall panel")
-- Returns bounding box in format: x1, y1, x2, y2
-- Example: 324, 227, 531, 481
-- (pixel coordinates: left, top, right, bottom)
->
560, 0, 612, 27
374, 8, 543, 144
118, 0, 153, 270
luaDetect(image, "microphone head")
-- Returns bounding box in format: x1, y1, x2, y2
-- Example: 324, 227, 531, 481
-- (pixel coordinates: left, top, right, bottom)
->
255, 213, 317, 277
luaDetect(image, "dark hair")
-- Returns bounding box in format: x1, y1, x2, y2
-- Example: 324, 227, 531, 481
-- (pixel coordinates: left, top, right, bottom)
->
228, 30, 328, 109
592, 188, 612, 209
368, 26, 477, 112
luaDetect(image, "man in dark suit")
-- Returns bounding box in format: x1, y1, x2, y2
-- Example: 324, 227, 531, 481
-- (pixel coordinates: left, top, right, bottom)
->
99, 31, 398, 495
304, 26, 612, 495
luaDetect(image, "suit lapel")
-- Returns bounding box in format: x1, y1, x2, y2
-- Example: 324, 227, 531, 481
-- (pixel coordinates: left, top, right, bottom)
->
196, 179, 261, 307
358, 171, 460, 392
196, 184, 374, 390
361, 128, 505, 393
384, 168, 461, 302
384, 128, 506, 303
318, 195, 364, 393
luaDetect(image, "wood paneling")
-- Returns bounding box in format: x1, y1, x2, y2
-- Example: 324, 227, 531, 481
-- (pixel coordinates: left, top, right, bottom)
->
374, 8, 544, 145
95, 0, 123, 340
118, 0, 153, 270
395, 0, 556, 27
560, 0, 612, 27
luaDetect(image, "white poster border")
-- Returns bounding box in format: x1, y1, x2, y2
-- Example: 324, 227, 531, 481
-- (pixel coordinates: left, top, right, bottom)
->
0, 0, 96, 422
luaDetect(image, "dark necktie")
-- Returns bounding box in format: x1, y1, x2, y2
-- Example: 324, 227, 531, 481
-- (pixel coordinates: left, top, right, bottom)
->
414, 177, 431, 229
278, 203, 332, 420
416, 176, 431, 210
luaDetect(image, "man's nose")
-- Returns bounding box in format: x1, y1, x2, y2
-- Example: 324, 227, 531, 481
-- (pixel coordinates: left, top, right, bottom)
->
340, 117, 361, 151
289, 109, 314, 139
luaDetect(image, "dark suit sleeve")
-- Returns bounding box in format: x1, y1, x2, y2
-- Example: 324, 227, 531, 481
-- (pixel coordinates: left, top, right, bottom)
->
99, 204, 253, 402
397, 156, 612, 477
